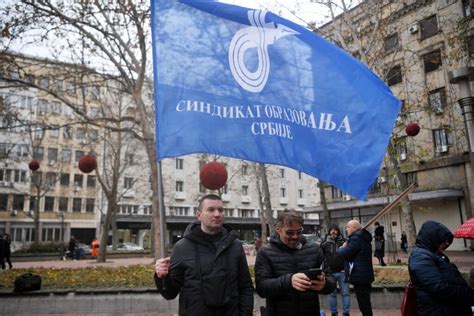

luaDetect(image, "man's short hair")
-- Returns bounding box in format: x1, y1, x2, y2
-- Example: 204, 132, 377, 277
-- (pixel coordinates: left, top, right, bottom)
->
276, 209, 304, 227
198, 194, 222, 211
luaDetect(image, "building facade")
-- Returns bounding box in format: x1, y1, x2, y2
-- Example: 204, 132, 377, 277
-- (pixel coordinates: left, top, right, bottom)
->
307, 0, 474, 251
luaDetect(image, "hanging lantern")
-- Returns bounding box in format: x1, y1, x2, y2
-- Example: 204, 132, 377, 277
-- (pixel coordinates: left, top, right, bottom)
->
406, 122, 420, 137
78, 154, 97, 173
200, 161, 228, 190
28, 160, 40, 171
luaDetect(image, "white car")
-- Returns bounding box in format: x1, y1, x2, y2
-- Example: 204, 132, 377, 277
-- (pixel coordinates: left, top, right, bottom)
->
117, 242, 144, 251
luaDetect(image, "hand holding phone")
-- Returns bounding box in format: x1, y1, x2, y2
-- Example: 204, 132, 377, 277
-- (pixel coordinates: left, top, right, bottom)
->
304, 268, 323, 280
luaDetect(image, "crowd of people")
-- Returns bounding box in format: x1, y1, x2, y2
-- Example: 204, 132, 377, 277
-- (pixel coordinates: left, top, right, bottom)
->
0, 233, 13, 270
154, 193, 474, 316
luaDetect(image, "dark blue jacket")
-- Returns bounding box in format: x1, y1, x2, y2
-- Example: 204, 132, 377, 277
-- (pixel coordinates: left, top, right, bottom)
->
408, 221, 474, 316
337, 229, 374, 284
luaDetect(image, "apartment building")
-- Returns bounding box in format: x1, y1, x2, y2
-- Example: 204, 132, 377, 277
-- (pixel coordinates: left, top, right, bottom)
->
0, 53, 321, 250
306, 0, 474, 250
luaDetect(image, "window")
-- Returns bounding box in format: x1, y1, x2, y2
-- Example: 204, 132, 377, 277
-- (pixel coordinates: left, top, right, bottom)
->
423, 50, 442, 73
87, 175, 96, 187
51, 101, 61, 114
175, 158, 184, 170
58, 197, 69, 212
463, 0, 472, 17
46, 172, 56, 186
280, 168, 285, 178
73, 198, 82, 212
176, 181, 184, 192
124, 177, 133, 189
224, 208, 233, 217
384, 33, 399, 54
63, 126, 73, 139
48, 148, 58, 162
66, 81, 76, 95
468, 35, 474, 58
44, 196, 55, 212
60, 173, 70, 186
64, 106, 74, 117
171, 206, 189, 216
86, 199, 95, 213
280, 187, 286, 197
405, 172, 418, 186
74, 174, 83, 187
12, 194, 24, 211
0, 194, 8, 211
242, 185, 249, 196
34, 127, 44, 139
76, 128, 85, 140
38, 77, 49, 89
298, 189, 304, 198
62, 149, 71, 162
30, 196, 38, 211
433, 128, 450, 153
37, 99, 48, 115
49, 126, 60, 138
31, 172, 41, 186
241, 209, 252, 218
75, 150, 84, 163
331, 186, 343, 199
27, 152, 40, 168
420, 15, 438, 40
241, 164, 248, 176
386, 65, 402, 86
222, 185, 228, 194
89, 130, 98, 142
52, 79, 63, 91
397, 138, 407, 160
42, 228, 60, 242
90, 86, 100, 99
428, 88, 446, 113
89, 107, 99, 118
0, 143, 8, 157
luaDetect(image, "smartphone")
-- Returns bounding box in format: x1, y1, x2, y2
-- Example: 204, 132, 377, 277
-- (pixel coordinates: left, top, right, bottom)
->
304, 268, 323, 280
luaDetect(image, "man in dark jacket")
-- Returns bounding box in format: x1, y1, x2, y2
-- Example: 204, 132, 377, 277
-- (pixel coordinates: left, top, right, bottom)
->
321, 224, 350, 316
373, 222, 385, 266
255, 209, 336, 316
408, 220, 474, 316
154, 194, 254, 316
337, 220, 374, 316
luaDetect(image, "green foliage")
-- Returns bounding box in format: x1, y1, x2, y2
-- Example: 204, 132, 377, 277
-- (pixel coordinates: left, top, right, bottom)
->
0, 264, 410, 291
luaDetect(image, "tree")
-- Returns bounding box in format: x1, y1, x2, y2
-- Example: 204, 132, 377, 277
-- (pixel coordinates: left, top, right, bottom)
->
2, 0, 166, 257
308, 0, 472, 250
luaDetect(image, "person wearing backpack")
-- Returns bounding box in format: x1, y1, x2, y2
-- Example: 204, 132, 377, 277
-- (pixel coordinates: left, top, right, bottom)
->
321, 224, 350, 316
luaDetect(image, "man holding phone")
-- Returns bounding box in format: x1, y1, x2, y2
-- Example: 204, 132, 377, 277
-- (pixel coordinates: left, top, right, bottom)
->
255, 209, 336, 316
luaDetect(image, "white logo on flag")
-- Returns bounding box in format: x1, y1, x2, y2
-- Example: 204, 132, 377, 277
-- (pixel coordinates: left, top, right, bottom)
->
229, 10, 298, 93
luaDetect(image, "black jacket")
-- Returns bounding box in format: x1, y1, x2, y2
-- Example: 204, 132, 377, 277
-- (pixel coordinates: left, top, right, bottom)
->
255, 235, 336, 316
155, 222, 254, 316
408, 221, 474, 316
321, 236, 345, 272
337, 229, 374, 284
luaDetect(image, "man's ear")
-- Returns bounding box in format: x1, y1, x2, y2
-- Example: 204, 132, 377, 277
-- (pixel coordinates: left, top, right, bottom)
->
196, 210, 202, 220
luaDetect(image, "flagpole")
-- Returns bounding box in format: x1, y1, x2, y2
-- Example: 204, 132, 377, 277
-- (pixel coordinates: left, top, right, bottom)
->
363, 184, 414, 230
158, 160, 167, 258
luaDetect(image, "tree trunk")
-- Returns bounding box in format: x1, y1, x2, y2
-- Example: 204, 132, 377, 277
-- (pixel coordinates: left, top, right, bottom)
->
255, 167, 269, 244
318, 180, 330, 236
98, 200, 116, 262
259, 163, 275, 235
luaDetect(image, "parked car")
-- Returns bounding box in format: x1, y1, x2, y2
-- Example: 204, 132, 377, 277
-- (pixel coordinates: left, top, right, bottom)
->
107, 242, 144, 251
77, 243, 92, 255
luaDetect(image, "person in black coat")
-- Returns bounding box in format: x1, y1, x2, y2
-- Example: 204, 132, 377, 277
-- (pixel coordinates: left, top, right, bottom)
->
373, 222, 386, 266
408, 220, 474, 316
400, 231, 408, 254
255, 209, 336, 316
0, 235, 6, 270
337, 220, 374, 316
154, 194, 254, 316
4, 234, 12, 269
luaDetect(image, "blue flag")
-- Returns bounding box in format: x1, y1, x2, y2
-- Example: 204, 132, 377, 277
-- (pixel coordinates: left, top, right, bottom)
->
150, 0, 401, 200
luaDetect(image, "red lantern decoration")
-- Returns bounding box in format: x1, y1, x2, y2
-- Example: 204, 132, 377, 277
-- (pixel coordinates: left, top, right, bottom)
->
78, 154, 97, 173
200, 162, 228, 190
406, 122, 420, 137
28, 160, 40, 171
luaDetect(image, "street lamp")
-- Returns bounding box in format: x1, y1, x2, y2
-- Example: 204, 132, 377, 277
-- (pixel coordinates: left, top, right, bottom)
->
448, 67, 474, 157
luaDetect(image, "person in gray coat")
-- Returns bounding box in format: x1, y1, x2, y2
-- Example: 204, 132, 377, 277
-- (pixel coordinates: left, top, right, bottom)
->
154, 194, 254, 316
